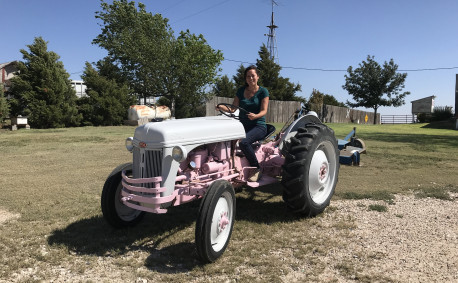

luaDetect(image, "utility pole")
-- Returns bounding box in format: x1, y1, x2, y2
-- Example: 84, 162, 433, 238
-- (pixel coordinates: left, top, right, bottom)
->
265, 0, 279, 64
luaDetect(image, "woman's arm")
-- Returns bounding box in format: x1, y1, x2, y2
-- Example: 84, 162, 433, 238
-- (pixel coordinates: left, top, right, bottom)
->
215, 96, 239, 113
247, 97, 269, 120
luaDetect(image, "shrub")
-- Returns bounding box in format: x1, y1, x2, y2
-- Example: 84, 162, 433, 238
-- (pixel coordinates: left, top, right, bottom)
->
431, 106, 453, 122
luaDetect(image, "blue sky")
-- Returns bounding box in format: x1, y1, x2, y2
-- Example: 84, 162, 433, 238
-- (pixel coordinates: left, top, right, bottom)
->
1, 0, 457, 115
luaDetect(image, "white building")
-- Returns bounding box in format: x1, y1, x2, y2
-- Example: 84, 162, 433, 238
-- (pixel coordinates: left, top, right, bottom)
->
1, 61, 18, 92
70, 80, 87, 98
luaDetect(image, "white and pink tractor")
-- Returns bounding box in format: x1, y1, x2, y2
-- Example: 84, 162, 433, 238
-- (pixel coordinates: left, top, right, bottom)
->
101, 104, 340, 262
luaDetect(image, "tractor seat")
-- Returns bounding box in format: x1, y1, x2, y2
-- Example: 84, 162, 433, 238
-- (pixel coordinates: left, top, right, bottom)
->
252, 124, 276, 149
263, 124, 276, 141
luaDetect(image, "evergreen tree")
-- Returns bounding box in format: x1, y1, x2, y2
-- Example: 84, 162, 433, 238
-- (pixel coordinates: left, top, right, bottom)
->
0, 84, 9, 125
308, 89, 324, 113
233, 45, 303, 102
9, 37, 81, 128
213, 75, 236, 98
79, 62, 136, 126
323, 94, 346, 107
233, 65, 247, 88
256, 45, 302, 101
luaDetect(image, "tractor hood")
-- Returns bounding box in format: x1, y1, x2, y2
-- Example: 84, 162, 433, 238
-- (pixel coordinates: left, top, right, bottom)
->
133, 116, 246, 149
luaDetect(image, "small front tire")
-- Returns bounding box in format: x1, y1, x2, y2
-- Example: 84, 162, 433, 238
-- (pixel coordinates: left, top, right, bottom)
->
101, 163, 145, 228
195, 180, 236, 263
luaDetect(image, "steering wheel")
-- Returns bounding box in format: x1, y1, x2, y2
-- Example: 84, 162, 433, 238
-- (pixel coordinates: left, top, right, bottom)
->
216, 103, 249, 120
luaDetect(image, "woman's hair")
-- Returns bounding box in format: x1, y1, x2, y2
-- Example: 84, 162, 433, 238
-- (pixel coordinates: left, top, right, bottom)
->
244, 65, 258, 87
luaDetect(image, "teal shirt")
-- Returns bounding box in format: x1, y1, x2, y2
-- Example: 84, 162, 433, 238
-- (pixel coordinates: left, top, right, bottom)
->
236, 86, 269, 130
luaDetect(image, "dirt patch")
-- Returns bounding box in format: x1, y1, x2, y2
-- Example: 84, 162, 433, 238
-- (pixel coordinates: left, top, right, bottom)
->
3, 195, 457, 282
306, 193, 458, 282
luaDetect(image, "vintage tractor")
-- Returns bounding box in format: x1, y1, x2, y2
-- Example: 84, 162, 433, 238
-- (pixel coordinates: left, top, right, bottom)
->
101, 104, 340, 263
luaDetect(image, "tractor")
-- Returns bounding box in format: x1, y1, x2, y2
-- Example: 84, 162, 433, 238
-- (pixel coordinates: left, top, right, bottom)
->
101, 104, 340, 262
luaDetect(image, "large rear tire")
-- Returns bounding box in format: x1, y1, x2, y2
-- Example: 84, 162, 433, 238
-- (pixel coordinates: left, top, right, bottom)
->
101, 163, 145, 228
281, 123, 339, 216
195, 180, 236, 263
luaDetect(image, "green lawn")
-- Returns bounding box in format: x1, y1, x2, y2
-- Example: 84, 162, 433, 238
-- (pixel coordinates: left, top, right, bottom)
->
0, 122, 457, 281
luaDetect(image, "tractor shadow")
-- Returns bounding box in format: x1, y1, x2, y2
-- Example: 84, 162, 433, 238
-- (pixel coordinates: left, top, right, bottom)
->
47, 182, 295, 272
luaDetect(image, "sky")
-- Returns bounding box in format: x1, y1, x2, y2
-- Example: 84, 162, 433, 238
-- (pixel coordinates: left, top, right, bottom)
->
1, 0, 457, 116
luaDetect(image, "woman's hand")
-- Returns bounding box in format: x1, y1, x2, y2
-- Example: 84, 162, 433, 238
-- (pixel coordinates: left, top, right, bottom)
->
247, 112, 257, 120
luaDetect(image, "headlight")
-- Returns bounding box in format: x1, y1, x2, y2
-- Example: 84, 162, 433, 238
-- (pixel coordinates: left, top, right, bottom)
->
172, 145, 187, 162
125, 137, 134, 152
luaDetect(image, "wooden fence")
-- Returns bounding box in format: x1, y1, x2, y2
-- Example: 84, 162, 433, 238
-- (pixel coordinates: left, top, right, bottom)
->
206, 97, 380, 124
206, 97, 301, 123
381, 115, 416, 124
316, 104, 381, 124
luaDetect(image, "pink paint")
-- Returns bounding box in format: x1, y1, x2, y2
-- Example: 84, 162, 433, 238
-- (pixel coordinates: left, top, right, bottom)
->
218, 212, 229, 233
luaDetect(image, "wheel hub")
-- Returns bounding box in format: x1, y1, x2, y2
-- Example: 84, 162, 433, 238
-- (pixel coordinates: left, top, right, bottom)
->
217, 211, 229, 234
318, 162, 328, 183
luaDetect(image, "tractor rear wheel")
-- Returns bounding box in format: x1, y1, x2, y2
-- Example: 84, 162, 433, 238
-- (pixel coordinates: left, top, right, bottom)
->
281, 123, 339, 216
195, 180, 236, 263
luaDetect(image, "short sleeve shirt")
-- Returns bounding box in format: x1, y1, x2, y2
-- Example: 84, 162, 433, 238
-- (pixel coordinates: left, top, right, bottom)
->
236, 86, 269, 130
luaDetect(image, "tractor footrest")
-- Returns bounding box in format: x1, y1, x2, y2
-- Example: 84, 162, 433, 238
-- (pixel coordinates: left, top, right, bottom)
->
246, 175, 278, 188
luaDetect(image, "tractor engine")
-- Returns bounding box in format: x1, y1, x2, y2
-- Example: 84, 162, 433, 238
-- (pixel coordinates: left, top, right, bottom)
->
177, 141, 234, 181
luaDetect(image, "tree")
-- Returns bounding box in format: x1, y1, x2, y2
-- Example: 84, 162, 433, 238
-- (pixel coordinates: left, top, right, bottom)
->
343, 55, 410, 124
93, 0, 223, 117
308, 89, 324, 113
9, 37, 81, 128
323, 94, 345, 107
0, 84, 9, 125
163, 30, 222, 118
213, 75, 236, 98
79, 61, 136, 126
232, 45, 303, 102
257, 45, 303, 101
233, 64, 247, 88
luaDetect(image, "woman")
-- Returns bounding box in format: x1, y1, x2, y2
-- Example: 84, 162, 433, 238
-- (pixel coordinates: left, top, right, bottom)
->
217, 65, 269, 182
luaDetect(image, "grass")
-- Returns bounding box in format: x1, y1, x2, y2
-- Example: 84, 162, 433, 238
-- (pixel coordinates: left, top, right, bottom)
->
0, 122, 457, 282
367, 204, 388, 212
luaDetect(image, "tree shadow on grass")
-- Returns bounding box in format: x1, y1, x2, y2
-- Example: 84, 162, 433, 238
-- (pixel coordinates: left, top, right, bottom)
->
47, 183, 301, 272
420, 120, 457, 130
364, 132, 458, 148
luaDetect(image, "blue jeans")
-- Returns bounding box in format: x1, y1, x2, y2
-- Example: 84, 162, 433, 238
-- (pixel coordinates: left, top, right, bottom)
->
239, 125, 266, 168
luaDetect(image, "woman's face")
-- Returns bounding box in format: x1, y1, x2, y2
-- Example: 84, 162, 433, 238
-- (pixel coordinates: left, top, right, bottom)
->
245, 69, 259, 87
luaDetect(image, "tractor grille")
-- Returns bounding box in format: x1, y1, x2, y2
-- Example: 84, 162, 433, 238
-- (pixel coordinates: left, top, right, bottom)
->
133, 147, 163, 179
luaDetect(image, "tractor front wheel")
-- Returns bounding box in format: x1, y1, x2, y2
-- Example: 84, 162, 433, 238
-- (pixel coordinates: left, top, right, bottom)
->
195, 180, 236, 263
281, 123, 339, 216
101, 163, 145, 228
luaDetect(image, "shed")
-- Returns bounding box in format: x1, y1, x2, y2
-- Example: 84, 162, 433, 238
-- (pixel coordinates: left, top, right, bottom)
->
411, 96, 435, 114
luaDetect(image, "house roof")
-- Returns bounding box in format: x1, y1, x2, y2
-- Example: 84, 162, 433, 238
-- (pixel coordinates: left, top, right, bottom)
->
0, 61, 18, 69
411, 95, 436, 104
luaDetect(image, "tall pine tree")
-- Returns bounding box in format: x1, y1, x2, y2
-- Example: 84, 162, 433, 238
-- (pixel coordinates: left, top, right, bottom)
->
231, 45, 303, 102
9, 37, 81, 128
79, 61, 136, 126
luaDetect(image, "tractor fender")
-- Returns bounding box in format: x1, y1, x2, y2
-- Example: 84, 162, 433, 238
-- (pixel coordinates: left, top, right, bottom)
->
278, 112, 322, 151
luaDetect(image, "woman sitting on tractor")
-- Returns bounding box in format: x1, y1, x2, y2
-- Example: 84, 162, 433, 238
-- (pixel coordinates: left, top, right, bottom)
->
216, 65, 269, 182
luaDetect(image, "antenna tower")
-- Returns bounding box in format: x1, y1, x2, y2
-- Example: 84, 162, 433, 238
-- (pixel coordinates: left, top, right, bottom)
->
265, 0, 279, 64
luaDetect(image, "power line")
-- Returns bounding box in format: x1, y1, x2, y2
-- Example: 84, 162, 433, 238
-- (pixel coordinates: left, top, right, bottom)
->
159, 0, 190, 14
398, 66, 458, 72
171, 0, 233, 24
223, 58, 458, 72
68, 60, 458, 77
